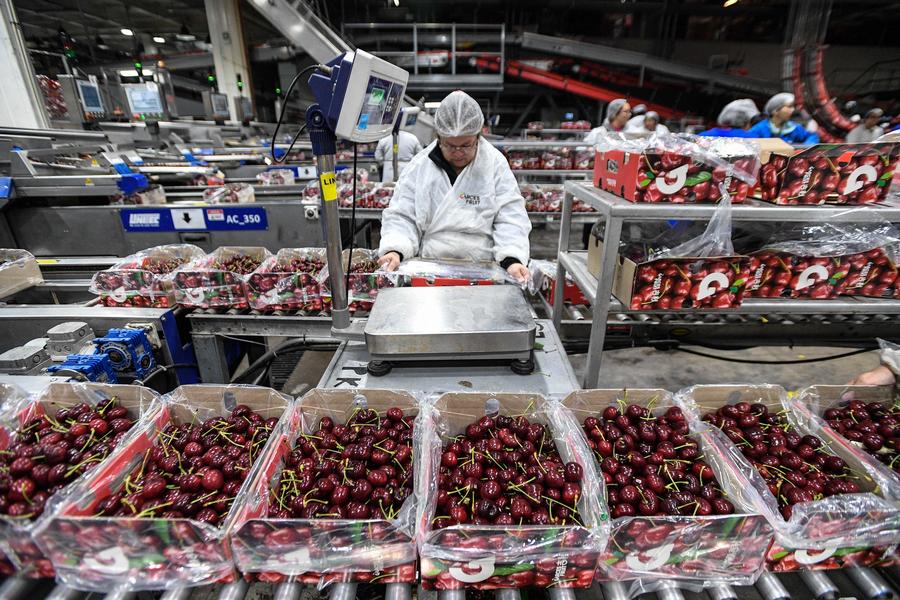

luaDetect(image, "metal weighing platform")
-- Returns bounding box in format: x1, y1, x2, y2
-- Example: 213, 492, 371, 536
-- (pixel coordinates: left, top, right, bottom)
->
365, 286, 535, 363
320, 319, 578, 394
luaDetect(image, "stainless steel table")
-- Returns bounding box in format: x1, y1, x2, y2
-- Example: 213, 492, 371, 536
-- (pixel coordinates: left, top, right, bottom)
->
552, 182, 900, 388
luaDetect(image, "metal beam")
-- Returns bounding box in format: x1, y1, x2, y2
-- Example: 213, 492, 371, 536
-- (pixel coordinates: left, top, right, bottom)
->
521, 32, 782, 95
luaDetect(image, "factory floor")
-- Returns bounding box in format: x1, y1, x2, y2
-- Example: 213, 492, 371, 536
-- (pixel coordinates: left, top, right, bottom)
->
528, 222, 882, 392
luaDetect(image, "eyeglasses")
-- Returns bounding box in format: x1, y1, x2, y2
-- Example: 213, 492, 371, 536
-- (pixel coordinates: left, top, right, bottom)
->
440, 140, 478, 153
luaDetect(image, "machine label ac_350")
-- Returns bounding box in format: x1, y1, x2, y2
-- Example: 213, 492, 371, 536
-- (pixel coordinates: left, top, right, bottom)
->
120, 206, 268, 232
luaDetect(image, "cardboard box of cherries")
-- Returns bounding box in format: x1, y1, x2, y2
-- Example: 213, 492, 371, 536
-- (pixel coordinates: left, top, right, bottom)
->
418, 393, 607, 591
592, 135, 759, 203
755, 140, 900, 205
745, 222, 900, 300
563, 389, 773, 586
36, 385, 291, 590
678, 385, 900, 573
231, 389, 419, 585
0, 383, 161, 579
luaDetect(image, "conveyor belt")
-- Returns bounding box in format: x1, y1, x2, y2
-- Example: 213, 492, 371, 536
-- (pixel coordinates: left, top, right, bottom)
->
0, 569, 896, 600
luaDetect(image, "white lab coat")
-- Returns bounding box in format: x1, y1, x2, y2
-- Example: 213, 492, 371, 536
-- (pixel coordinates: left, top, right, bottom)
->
378, 138, 531, 265
375, 131, 424, 183
624, 120, 670, 135
846, 124, 885, 144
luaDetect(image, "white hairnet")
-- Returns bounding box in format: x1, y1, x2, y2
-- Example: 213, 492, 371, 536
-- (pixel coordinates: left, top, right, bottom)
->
434, 90, 484, 137
867, 108, 885, 119
717, 99, 760, 127
644, 111, 659, 122
604, 98, 628, 125
764, 92, 795, 116
632, 104, 647, 116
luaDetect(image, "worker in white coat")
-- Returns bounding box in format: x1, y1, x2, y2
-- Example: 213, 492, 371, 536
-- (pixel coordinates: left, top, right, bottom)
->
624, 111, 670, 135
377, 90, 532, 282
374, 130, 423, 182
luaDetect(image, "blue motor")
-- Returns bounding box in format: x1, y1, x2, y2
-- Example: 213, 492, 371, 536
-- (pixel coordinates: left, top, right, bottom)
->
92, 328, 156, 379
48, 354, 117, 383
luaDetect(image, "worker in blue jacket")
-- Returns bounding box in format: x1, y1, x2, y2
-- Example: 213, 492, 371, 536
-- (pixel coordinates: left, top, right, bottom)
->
747, 93, 820, 144
699, 99, 760, 138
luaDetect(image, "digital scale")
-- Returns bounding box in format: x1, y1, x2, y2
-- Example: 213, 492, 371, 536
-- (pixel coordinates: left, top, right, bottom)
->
303, 49, 537, 377
56, 75, 106, 126
202, 91, 231, 122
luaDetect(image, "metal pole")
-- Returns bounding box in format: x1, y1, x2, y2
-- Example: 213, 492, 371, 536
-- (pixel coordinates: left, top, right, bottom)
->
392, 131, 399, 183
218, 579, 250, 600
0, 576, 38, 600
547, 588, 576, 600
847, 566, 893, 600
583, 214, 622, 388
160, 587, 193, 600
495, 590, 520, 600
706, 584, 737, 600
102, 584, 134, 600
274, 582, 303, 600
755, 572, 790, 600
552, 185, 574, 328
439, 591, 465, 600
799, 570, 839, 600
44, 585, 85, 600
329, 582, 357, 600
384, 583, 411, 600
657, 582, 685, 600
600, 581, 630, 600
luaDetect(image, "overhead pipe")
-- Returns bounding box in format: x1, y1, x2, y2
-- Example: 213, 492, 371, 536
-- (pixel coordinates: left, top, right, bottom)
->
472, 56, 684, 119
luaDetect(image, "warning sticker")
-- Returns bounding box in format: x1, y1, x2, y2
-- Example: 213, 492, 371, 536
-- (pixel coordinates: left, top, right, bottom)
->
320, 171, 337, 202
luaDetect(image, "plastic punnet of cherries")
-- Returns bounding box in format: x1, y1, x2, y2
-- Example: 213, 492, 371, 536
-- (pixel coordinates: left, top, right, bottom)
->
702, 402, 861, 520
583, 403, 735, 519
0, 397, 136, 520
823, 399, 899, 476
433, 413, 585, 528
269, 407, 414, 520
95, 405, 275, 525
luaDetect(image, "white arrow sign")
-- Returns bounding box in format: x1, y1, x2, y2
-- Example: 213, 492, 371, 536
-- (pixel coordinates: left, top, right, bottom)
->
449, 557, 495, 583
795, 265, 830, 290
82, 546, 129, 575
697, 272, 730, 301
843, 164, 878, 194
625, 542, 675, 571
656, 164, 689, 195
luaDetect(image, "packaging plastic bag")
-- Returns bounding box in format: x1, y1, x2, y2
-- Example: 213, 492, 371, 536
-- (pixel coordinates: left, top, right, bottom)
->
562, 389, 773, 587
611, 191, 751, 310
231, 389, 420, 586
203, 183, 255, 204
528, 259, 588, 306
245, 248, 327, 312
676, 385, 900, 556
111, 184, 166, 206
91, 244, 205, 308
172, 246, 271, 309
792, 383, 900, 502
746, 217, 900, 299
36, 385, 291, 591
255, 169, 295, 186
0, 383, 161, 579
0, 249, 43, 299
396, 258, 516, 287
318, 249, 398, 315
417, 392, 608, 590
593, 132, 759, 203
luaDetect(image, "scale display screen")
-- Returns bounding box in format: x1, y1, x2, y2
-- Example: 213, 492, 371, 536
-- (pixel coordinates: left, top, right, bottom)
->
404, 111, 418, 127
211, 93, 229, 117
125, 84, 164, 115
355, 75, 403, 132
240, 97, 252, 119
77, 80, 104, 113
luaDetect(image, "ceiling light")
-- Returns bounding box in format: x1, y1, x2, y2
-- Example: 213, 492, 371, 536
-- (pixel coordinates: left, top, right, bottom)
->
95, 35, 108, 50
424, 101, 441, 109
393, 0, 399, 5
118, 69, 139, 77
121, 28, 134, 36
723, 0, 739, 6
153, 36, 165, 44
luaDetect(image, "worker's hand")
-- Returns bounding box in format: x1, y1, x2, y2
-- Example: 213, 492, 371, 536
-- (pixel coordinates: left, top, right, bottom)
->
506, 263, 530, 283
377, 252, 401, 272
849, 365, 897, 387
